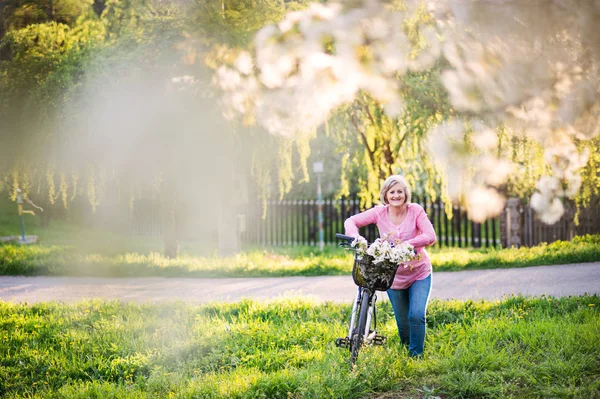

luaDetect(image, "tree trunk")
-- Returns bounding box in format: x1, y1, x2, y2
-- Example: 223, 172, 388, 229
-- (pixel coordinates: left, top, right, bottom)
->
161, 181, 179, 258
40, 207, 51, 228
217, 205, 240, 256
216, 160, 243, 256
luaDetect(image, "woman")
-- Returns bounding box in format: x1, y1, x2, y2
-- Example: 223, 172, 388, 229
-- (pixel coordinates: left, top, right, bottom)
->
344, 175, 437, 357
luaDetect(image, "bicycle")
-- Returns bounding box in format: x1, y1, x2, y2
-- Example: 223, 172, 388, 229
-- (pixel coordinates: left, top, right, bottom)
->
334, 233, 401, 366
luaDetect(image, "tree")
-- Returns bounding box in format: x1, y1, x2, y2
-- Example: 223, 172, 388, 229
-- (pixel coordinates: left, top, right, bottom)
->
0, 0, 319, 256
0, 0, 96, 39
214, 0, 600, 224
325, 65, 452, 208
0, 16, 107, 222
1, 1, 193, 256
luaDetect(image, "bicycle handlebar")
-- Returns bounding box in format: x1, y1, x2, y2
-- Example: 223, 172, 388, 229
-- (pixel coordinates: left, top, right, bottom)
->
336, 233, 356, 248
335, 233, 355, 242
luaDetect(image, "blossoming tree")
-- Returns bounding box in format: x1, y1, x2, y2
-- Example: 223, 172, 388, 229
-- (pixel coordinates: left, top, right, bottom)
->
215, 0, 600, 224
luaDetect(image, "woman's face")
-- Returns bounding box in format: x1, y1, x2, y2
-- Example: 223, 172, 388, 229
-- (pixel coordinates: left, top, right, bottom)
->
386, 183, 406, 207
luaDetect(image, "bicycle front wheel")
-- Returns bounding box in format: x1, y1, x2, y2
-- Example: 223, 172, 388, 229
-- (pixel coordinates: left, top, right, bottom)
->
350, 289, 371, 366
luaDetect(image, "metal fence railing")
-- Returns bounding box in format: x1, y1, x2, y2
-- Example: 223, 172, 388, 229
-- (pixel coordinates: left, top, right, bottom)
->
501, 199, 600, 247
239, 196, 501, 248
127, 196, 599, 249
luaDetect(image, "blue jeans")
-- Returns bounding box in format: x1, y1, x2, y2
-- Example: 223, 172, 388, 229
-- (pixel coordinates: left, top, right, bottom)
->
387, 275, 432, 357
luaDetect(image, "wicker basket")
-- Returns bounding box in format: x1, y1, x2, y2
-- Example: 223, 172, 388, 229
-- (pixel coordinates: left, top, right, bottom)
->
352, 254, 400, 291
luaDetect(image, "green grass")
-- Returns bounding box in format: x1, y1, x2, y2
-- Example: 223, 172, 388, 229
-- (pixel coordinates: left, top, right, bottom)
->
0, 295, 598, 398
429, 233, 600, 271
0, 234, 599, 277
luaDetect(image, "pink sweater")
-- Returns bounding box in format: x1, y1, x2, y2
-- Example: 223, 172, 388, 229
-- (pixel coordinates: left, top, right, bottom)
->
344, 203, 437, 289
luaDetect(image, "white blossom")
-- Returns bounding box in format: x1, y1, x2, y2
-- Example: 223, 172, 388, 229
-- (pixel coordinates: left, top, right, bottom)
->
234, 52, 253, 75
530, 193, 564, 224
472, 127, 498, 151
480, 157, 513, 187
215, 66, 241, 91
536, 176, 560, 197
214, 0, 600, 225
466, 186, 506, 223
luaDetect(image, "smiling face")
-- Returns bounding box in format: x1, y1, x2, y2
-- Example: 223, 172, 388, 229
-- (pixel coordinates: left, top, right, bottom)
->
385, 182, 406, 208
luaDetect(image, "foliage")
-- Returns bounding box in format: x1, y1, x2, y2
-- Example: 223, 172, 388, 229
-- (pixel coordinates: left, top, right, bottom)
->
0, 0, 96, 38
0, 18, 107, 179
0, 295, 598, 398
0, 0, 238, 257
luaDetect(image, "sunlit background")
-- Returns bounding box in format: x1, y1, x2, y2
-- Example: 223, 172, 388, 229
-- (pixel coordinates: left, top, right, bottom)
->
1, 3, 600, 398
1, 0, 599, 256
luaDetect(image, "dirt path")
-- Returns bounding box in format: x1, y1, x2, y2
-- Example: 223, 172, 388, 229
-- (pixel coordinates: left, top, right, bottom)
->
1, 262, 599, 304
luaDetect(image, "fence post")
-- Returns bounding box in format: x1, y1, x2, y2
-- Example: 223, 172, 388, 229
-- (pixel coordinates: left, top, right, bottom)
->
472, 222, 481, 248
504, 198, 522, 248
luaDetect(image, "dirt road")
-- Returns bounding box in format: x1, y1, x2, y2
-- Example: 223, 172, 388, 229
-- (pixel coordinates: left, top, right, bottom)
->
1, 262, 599, 304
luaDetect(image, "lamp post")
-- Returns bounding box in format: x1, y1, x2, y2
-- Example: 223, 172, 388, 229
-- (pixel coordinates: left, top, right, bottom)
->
313, 161, 324, 251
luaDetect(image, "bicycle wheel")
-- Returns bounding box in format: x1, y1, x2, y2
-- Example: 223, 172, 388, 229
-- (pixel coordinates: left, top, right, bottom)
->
350, 289, 371, 366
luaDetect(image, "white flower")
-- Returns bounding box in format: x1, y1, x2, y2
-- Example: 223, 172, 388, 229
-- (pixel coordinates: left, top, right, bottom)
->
376, 38, 409, 74
530, 192, 546, 212
362, 17, 389, 41
544, 139, 589, 176
536, 176, 560, 196
359, 237, 416, 267
254, 24, 277, 52
351, 236, 368, 257
466, 186, 506, 223
530, 192, 565, 224
472, 128, 498, 151
216, 66, 241, 91
278, 10, 303, 33
171, 75, 196, 85
480, 156, 513, 187
543, 197, 564, 224
235, 52, 253, 75
258, 54, 296, 89
307, 2, 340, 21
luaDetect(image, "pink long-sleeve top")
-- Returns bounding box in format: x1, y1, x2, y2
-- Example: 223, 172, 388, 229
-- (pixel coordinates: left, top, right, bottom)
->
344, 203, 437, 290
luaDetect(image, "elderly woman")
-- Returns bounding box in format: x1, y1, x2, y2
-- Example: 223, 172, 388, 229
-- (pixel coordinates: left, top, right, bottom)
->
344, 175, 437, 357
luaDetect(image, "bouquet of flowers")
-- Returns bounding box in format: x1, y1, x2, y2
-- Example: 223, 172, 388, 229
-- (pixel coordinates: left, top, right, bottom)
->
351, 236, 416, 266
350, 235, 417, 289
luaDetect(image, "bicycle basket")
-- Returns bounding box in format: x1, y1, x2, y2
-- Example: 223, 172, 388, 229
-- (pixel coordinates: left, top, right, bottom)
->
352, 254, 400, 291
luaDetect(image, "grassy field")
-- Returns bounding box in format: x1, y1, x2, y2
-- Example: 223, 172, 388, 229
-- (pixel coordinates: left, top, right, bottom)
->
0, 233, 599, 277
0, 295, 598, 398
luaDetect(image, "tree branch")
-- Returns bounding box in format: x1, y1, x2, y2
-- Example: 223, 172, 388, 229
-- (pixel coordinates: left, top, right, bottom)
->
350, 110, 377, 171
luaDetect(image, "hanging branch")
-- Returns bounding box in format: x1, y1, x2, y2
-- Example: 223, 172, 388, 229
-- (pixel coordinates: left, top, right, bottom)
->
350, 110, 378, 175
